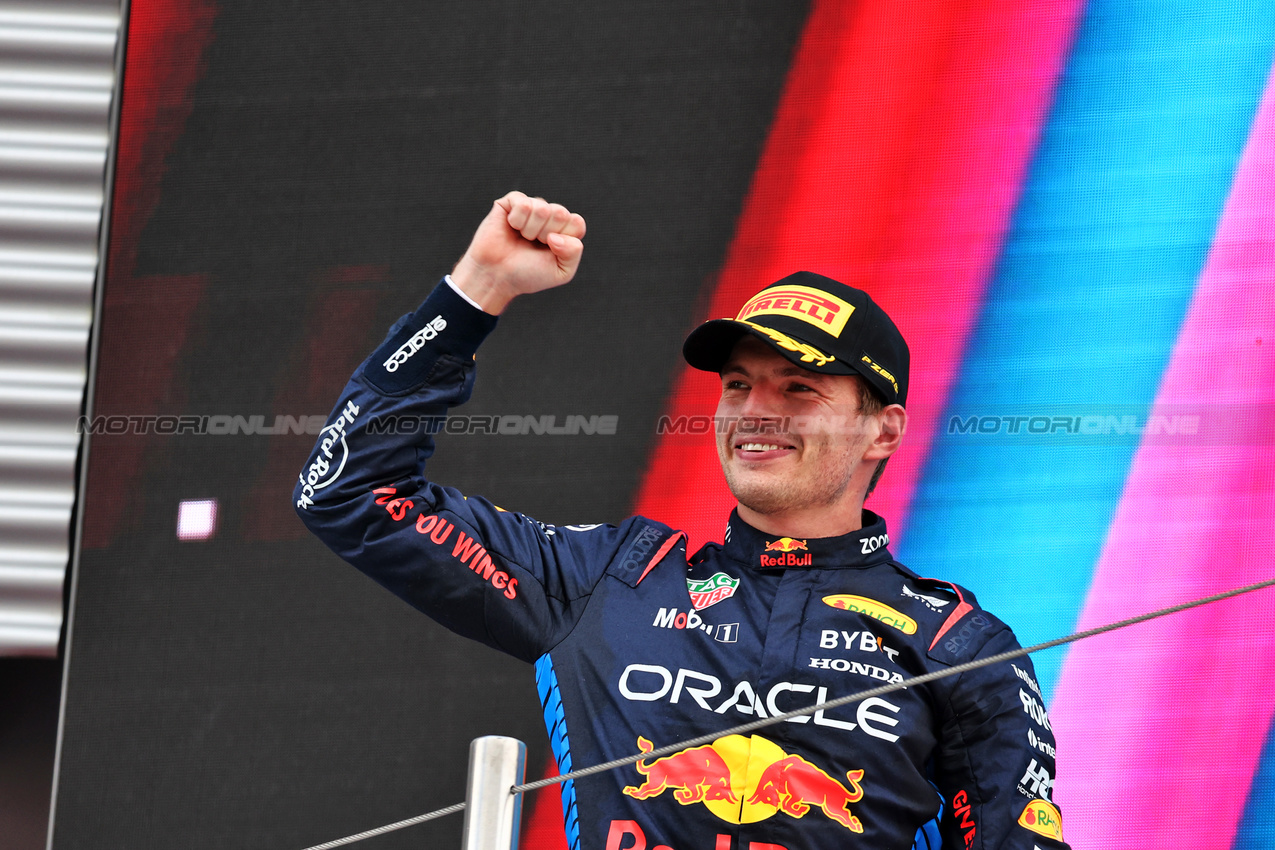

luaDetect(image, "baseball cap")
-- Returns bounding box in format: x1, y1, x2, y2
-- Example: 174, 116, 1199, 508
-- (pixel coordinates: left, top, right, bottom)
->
682, 271, 910, 406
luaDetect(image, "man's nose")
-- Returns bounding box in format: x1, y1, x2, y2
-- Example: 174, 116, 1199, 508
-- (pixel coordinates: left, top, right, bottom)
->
738, 383, 784, 418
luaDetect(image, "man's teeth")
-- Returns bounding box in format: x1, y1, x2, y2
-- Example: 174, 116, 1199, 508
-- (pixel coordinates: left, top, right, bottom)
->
740, 443, 784, 451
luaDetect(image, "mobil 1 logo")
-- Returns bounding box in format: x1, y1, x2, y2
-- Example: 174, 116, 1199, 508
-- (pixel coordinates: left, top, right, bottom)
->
652, 607, 739, 643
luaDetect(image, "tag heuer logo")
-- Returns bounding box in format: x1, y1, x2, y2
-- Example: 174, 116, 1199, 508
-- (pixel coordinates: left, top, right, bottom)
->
686, 573, 739, 610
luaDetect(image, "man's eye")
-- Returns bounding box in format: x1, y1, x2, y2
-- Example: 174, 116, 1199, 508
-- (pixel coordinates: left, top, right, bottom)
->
724, 379, 748, 390
788, 383, 814, 392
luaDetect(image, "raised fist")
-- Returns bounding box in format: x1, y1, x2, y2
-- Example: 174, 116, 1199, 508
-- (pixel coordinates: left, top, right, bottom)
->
451, 191, 586, 314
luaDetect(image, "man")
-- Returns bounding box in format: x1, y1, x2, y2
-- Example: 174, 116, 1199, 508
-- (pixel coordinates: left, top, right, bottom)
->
295, 192, 1068, 850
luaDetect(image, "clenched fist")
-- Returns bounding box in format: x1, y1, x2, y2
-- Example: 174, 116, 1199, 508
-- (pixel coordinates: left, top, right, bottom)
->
451, 191, 586, 314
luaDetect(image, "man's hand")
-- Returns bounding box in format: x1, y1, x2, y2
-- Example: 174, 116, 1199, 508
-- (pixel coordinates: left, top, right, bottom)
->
451, 191, 586, 314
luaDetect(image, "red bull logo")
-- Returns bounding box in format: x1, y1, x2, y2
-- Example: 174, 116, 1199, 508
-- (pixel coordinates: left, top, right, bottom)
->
765, 537, 807, 553
605, 820, 789, 850
623, 734, 865, 832
747, 755, 863, 832
623, 737, 736, 805
761, 538, 812, 567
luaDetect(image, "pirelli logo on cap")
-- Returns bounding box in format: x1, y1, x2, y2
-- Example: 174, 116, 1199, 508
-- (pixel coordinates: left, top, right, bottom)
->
736, 285, 854, 338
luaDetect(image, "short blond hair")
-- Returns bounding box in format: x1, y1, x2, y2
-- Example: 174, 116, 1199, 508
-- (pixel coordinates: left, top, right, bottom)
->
855, 378, 889, 497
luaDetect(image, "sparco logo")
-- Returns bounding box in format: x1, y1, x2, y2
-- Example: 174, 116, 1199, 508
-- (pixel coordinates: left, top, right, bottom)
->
618, 525, 662, 572
617, 663, 903, 742
943, 613, 992, 656
383, 315, 446, 372
296, 399, 359, 510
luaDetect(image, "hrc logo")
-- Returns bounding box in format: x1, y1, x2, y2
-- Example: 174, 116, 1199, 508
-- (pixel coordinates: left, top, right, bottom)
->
736, 285, 854, 337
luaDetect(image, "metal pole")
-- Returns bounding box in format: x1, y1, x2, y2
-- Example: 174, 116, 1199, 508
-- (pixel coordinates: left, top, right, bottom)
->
461, 736, 526, 850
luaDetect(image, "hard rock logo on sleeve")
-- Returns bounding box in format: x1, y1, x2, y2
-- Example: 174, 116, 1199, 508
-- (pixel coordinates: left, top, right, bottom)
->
296, 398, 359, 510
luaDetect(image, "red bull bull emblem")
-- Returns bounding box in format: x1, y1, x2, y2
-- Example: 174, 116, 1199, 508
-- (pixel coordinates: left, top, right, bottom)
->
623, 737, 736, 806
686, 573, 739, 610
623, 734, 865, 832
760, 538, 812, 568
765, 537, 807, 552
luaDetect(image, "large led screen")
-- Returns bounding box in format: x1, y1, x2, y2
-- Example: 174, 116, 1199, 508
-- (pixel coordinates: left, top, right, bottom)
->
54, 1, 1275, 848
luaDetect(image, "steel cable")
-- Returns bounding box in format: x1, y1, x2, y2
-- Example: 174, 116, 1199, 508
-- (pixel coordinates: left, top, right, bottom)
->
299, 574, 1275, 849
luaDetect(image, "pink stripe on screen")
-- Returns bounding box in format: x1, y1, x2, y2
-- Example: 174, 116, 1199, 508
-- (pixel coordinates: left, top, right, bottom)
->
1051, 65, 1275, 850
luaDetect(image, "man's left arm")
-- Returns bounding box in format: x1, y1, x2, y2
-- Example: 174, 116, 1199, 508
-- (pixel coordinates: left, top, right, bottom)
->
932, 626, 1071, 850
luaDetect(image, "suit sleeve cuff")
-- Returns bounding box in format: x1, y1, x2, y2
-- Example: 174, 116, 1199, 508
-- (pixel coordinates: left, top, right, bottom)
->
445, 274, 486, 311
363, 277, 499, 393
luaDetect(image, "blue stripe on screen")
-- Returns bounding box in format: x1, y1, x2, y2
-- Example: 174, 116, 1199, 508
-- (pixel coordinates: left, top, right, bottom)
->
1234, 716, 1275, 849
895, 0, 1275, 700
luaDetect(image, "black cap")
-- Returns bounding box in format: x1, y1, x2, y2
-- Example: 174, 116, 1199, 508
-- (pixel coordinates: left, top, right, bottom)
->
683, 271, 910, 406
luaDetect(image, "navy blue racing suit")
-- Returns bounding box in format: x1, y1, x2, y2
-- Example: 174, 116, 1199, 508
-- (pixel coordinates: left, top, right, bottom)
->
295, 279, 1070, 850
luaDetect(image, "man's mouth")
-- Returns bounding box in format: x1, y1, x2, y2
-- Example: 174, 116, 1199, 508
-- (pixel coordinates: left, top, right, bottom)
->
735, 440, 796, 454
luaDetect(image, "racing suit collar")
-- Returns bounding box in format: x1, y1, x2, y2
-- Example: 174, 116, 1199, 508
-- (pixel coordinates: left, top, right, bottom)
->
723, 508, 894, 570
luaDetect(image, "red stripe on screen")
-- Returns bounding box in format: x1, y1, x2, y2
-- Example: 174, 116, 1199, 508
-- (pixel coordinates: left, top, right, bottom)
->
631, 0, 1083, 550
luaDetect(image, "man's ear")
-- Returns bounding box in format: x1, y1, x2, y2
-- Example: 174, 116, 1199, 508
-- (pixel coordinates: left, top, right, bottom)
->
864, 405, 907, 461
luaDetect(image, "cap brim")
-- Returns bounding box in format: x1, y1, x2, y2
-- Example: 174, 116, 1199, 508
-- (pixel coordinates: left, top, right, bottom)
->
683, 318, 855, 375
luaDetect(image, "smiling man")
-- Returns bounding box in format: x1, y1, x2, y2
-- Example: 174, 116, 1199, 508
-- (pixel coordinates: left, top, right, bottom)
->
296, 193, 1069, 850
689, 284, 908, 540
